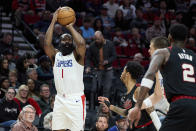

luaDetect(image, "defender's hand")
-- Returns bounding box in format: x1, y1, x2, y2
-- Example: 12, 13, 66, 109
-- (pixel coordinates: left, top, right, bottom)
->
128, 106, 141, 128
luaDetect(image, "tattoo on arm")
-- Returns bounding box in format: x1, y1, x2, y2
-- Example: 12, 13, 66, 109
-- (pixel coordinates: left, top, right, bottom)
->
110, 105, 128, 117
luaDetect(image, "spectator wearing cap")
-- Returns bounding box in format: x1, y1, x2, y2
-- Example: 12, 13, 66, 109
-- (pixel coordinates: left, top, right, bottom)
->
36, 55, 53, 82
80, 18, 95, 44
108, 115, 129, 131
145, 16, 166, 42
103, 0, 119, 18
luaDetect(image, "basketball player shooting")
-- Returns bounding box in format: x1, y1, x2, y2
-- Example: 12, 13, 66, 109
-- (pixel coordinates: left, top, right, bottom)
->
128, 24, 196, 131
44, 8, 86, 131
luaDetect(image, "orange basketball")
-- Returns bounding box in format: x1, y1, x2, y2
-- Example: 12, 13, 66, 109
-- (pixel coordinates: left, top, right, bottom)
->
57, 6, 75, 26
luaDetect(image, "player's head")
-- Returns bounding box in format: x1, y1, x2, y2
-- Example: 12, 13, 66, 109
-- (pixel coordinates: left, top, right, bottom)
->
59, 33, 75, 56
120, 61, 144, 83
149, 36, 169, 56
168, 24, 188, 46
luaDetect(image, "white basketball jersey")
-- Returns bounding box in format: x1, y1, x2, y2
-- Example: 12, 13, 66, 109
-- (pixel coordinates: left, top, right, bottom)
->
53, 52, 84, 95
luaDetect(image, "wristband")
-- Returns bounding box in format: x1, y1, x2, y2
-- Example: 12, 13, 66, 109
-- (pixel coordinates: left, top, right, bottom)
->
143, 98, 152, 108
150, 111, 161, 130
104, 100, 111, 108
141, 78, 154, 89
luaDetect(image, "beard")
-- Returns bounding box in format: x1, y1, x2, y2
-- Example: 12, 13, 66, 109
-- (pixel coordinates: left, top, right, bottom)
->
59, 43, 75, 56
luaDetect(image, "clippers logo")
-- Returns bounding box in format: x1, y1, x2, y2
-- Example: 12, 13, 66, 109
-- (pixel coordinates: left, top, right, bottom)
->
56, 59, 72, 67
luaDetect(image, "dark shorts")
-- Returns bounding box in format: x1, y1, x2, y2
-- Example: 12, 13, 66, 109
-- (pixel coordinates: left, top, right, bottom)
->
160, 99, 196, 131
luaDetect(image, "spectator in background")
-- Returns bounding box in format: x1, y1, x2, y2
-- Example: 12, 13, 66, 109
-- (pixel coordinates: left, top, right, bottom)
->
0, 33, 13, 55
2, 49, 16, 71
37, 84, 51, 111
90, 114, 109, 131
130, 8, 148, 33
9, 70, 20, 89
93, 18, 104, 33
33, 10, 52, 35
184, 4, 196, 28
13, 84, 42, 116
26, 53, 38, 69
0, 58, 9, 77
189, 26, 196, 40
108, 115, 129, 131
39, 95, 55, 128
85, 0, 102, 16
86, 31, 116, 98
46, 0, 67, 12
0, 87, 19, 128
103, 0, 119, 18
0, 77, 10, 99
26, 68, 43, 92
37, 55, 53, 82
11, 105, 38, 131
27, 79, 40, 101
80, 18, 95, 44
113, 9, 129, 31
119, 0, 136, 20
145, 16, 166, 42
52, 24, 63, 48
33, 0, 46, 13
133, 53, 144, 63
113, 29, 128, 47
16, 56, 30, 84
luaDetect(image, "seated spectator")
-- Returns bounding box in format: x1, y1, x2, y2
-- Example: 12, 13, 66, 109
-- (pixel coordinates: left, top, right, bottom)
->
11, 105, 38, 131
43, 112, 53, 131
145, 16, 166, 42
26, 53, 38, 69
0, 87, 19, 128
103, 0, 119, 19
93, 18, 104, 33
37, 84, 51, 111
27, 68, 43, 92
9, 70, 20, 89
113, 9, 129, 31
90, 114, 109, 131
0, 57, 9, 77
33, 0, 46, 13
33, 10, 51, 35
108, 115, 129, 131
27, 79, 40, 101
16, 56, 30, 84
2, 49, 16, 71
130, 8, 148, 33
133, 53, 144, 63
0, 33, 13, 55
13, 85, 42, 116
80, 18, 95, 43
0, 77, 10, 99
119, 0, 136, 20
39, 95, 55, 128
113, 29, 128, 47
37, 55, 53, 82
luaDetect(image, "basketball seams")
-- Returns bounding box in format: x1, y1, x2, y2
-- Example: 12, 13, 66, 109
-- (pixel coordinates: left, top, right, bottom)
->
57, 15, 75, 19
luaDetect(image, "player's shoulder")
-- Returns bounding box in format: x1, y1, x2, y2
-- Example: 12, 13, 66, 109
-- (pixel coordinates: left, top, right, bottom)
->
153, 48, 170, 57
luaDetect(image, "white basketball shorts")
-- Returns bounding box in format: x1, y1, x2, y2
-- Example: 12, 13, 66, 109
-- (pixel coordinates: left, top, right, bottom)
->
52, 93, 86, 131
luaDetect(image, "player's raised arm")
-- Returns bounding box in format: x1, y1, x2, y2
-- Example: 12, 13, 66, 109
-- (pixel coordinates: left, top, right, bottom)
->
44, 9, 59, 63
128, 48, 169, 127
65, 21, 86, 66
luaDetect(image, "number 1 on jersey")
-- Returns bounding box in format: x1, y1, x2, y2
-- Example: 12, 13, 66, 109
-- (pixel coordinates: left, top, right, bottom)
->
182, 64, 195, 83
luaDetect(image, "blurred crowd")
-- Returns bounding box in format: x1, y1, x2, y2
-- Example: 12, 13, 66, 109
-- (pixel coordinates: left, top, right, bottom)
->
0, 0, 196, 130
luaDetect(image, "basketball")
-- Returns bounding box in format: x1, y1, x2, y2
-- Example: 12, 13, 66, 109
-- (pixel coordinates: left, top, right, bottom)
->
57, 6, 75, 26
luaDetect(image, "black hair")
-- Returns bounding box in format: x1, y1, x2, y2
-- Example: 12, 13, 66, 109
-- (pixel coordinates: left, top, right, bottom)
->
151, 36, 169, 49
83, 18, 91, 23
169, 24, 188, 41
125, 61, 144, 80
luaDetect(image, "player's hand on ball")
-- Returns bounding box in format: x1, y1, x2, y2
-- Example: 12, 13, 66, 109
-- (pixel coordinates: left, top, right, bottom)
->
128, 106, 141, 129
52, 8, 61, 23
65, 18, 76, 29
